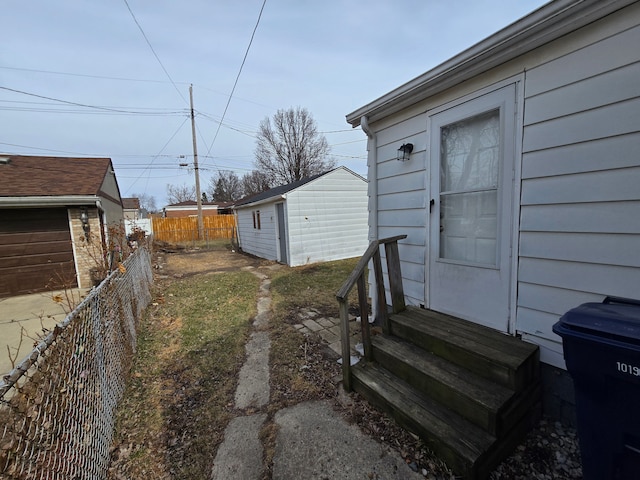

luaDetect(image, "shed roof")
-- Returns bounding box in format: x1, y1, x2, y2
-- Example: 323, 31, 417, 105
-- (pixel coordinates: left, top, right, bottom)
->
234, 171, 328, 208
0, 155, 115, 197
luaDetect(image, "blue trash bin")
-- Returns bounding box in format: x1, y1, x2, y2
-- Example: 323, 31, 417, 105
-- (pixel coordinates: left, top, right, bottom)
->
553, 296, 640, 480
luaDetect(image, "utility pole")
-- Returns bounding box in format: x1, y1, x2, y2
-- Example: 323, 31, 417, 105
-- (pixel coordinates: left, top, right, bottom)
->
189, 84, 204, 240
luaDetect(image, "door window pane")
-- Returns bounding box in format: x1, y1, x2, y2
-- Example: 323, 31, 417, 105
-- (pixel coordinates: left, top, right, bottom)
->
440, 191, 497, 265
440, 109, 499, 192
439, 109, 500, 266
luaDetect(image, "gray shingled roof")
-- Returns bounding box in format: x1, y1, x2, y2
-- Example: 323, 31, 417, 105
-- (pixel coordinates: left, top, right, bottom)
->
0, 155, 114, 197
234, 170, 329, 207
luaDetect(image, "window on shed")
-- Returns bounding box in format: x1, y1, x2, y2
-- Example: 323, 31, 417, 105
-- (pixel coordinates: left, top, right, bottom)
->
252, 210, 261, 229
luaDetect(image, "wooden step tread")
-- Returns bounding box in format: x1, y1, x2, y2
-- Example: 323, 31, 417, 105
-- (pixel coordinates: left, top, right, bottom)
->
372, 335, 513, 413
352, 361, 495, 476
396, 307, 538, 368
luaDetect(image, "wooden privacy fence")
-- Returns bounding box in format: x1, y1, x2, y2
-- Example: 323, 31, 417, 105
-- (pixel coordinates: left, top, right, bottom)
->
152, 215, 236, 244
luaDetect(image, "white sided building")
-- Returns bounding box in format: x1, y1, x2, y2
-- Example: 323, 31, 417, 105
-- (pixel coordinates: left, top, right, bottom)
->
346, 0, 640, 423
234, 167, 368, 267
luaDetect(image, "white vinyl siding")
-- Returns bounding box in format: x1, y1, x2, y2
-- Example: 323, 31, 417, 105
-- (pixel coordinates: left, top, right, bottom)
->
359, 1, 640, 370
235, 167, 368, 267
236, 205, 277, 261
516, 21, 640, 368
286, 168, 368, 267
373, 113, 427, 307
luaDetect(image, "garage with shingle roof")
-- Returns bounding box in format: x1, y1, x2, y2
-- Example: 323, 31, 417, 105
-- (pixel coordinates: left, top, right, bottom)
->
0, 155, 124, 296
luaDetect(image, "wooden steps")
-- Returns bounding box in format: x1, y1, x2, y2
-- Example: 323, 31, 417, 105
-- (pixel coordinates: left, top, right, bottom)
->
351, 306, 541, 479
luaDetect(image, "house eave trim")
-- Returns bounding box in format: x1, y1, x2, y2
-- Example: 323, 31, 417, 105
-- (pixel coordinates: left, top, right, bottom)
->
234, 194, 286, 209
346, 0, 635, 127
0, 195, 102, 208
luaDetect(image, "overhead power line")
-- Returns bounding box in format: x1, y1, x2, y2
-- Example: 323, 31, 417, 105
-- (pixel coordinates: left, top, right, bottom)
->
0, 65, 190, 85
0, 66, 274, 110
197, 112, 257, 138
321, 128, 362, 134
123, 116, 190, 195
206, 0, 267, 157
0, 106, 185, 117
122, 0, 188, 106
0, 142, 107, 157
0, 86, 187, 116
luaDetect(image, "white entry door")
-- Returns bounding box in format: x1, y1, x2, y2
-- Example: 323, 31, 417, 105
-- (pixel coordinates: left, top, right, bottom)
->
427, 85, 516, 332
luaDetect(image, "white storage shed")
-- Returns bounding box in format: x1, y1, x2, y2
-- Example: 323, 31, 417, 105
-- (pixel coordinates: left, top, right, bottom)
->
234, 167, 368, 267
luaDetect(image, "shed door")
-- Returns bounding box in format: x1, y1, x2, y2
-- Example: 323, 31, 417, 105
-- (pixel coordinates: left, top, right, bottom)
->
0, 208, 77, 298
276, 203, 288, 264
427, 85, 515, 332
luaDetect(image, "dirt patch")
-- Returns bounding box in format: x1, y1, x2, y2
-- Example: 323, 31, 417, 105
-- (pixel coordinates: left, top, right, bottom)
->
156, 248, 266, 278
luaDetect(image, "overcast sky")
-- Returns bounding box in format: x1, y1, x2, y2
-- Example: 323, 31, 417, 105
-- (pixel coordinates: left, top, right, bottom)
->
1, 0, 548, 206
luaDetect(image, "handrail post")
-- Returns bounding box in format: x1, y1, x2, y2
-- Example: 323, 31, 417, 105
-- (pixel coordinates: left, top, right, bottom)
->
357, 273, 372, 361
372, 249, 389, 334
338, 299, 351, 391
384, 240, 405, 314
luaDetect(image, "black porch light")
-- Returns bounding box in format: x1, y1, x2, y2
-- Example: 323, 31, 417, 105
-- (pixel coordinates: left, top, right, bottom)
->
397, 143, 414, 162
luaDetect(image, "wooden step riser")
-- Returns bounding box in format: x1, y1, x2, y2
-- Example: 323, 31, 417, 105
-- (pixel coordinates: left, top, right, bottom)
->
352, 373, 478, 478
352, 364, 543, 480
371, 345, 500, 435
475, 400, 543, 480
390, 319, 513, 387
499, 381, 543, 439
372, 344, 542, 438
389, 318, 538, 391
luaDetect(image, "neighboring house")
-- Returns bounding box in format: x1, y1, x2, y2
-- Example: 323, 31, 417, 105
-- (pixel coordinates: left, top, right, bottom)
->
346, 0, 640, 423
122, 197, 153, 238
122, 197, 141, 220
162, 200, 221, 218
0, 155, 124, 297
234, 167, 368, 267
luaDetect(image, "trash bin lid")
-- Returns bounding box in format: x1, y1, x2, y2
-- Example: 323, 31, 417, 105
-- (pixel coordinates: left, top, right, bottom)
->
556, 297, 640, 343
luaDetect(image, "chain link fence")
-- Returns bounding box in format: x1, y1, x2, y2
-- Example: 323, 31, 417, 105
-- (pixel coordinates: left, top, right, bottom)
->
0, 247, 153, 479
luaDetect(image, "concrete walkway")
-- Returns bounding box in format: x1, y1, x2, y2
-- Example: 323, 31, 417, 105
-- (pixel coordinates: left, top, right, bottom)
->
0, 289, 85, 376
210, 267, 422, 480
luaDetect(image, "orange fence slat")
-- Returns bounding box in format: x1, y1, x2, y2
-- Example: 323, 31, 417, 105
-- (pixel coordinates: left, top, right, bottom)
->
152, 215, 236, 243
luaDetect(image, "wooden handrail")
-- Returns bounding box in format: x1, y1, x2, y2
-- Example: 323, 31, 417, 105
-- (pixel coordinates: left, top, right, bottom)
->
336, 235, 406, 301
336, 235, 407, 390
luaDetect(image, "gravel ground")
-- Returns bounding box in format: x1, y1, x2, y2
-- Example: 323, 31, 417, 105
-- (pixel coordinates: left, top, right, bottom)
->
489, 419, 582, 479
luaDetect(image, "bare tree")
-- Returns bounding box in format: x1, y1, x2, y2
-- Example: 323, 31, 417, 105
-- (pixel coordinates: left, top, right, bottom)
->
254, 107, 335, 185
209, 170, 243, 202
166, 183, 196, 204
131, 192, 157, 213
241, 170, 271, 198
